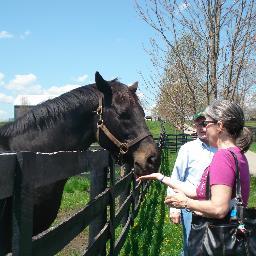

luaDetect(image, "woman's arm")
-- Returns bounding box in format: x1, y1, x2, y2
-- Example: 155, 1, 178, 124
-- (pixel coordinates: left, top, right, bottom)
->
165, 184, 232, 219
137, 173, 197, 198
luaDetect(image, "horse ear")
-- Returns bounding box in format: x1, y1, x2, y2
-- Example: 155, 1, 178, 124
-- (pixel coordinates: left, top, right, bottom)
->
95, 71, 111, 94
129, 82, 138, 93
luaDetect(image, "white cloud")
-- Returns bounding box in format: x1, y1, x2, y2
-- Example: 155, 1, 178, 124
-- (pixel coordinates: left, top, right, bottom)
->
0, 30, 14, 39
4, 73, 81, 98
0, 72, 4, 85
137, 92, 145, 100
5, 74, 43, 94
6, 73, 36, 89
179, 2, 189, 11
75, 74, 88, 83
144, 103, 156, 116
0, 30, 31, 40
20, 30, 31, 39
44, 84, 80, 95
0, 93, 14, 104
14, 95, 57, 105
0, 73, 4, 80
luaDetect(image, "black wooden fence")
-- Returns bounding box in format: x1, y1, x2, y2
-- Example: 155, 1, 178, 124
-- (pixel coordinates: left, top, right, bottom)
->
155, 133, 196, 152
246, 126, 256, 142
0, 150, 149, 256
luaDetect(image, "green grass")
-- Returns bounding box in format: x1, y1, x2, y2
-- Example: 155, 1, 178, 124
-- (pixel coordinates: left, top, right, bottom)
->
120, 150, 183, 256
146, 120, 177, 137
248, 176, 256, 208
60, 176, 90, 211
56, 176, 90, 255
250, 142, 256, 153
0, 122, 7, 127
159, 152, 183, 256
245, 121, 256, 127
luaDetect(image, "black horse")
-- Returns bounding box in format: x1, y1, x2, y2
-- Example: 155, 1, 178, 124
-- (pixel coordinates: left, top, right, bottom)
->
0, 72, 160, 253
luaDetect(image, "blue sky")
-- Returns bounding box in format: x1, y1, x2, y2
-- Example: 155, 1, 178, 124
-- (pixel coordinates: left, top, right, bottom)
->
0, 1, 158, 121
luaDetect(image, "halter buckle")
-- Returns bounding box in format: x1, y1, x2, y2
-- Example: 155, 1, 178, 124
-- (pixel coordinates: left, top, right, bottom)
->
97, 119, 104, 127
96, 106, 102, 115
120, 143, 128, 154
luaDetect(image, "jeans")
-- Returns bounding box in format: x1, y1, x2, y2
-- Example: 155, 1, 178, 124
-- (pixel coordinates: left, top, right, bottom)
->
180, 209, 192, 256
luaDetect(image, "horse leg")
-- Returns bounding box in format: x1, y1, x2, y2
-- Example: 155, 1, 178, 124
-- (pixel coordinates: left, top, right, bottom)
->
33, 180, 67, 235
0, 180, 66, 254
0, 198, 12, 254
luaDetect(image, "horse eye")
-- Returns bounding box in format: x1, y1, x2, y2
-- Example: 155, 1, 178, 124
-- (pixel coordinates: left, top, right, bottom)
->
120, 112, 130, 119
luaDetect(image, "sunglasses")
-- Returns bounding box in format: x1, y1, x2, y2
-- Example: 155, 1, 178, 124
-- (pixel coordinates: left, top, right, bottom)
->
197, 120, 218, 127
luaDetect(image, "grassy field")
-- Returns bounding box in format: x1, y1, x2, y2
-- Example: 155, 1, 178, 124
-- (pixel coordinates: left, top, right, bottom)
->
245, 120, 256, 127
250, 142, 256, 153
146, 120, 177, 137
120, 150, 183, 256
54, 176, 91, 255
248, 176, 256, 208
59, 176, 90, 211
0, 122, 6, 127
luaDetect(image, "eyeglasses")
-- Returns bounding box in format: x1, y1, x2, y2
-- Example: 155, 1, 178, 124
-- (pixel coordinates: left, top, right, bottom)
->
197, 120, 218, 128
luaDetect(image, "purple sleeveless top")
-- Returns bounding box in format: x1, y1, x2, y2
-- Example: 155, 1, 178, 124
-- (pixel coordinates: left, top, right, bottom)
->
196, 147, 250, 206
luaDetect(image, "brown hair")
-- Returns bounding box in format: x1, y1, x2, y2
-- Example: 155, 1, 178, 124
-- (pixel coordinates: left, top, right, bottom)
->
204, 100, 253, 152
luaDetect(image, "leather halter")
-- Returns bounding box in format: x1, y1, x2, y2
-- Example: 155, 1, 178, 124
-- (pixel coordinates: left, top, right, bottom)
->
95, 96, 152, 157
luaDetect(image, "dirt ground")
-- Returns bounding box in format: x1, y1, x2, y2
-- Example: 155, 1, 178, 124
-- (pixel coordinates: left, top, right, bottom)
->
50, 209, 89, 256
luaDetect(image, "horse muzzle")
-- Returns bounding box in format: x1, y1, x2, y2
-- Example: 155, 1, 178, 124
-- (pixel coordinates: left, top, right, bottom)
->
133, 141, 161, 176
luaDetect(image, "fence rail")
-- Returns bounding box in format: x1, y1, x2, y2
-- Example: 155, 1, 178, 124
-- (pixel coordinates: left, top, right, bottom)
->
0, 150, 149, 256
155, 133, 196, 152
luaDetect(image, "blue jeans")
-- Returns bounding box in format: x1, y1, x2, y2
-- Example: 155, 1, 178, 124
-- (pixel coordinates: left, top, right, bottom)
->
180, 209, 192, 256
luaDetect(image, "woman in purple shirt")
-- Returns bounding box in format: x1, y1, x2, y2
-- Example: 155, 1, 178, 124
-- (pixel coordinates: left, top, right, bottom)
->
164, 100, 252, 217
138, 100, 252, 218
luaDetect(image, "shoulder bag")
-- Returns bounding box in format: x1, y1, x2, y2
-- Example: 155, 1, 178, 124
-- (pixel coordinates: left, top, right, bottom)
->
188, 150, 256, 256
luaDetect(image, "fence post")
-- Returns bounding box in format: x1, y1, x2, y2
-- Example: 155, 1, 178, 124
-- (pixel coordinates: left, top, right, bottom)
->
109, 156, 115, 255
88, 149, 109, 256
12, 152, 35, 256
119, 163, 131, 225
175, 135, 178, 152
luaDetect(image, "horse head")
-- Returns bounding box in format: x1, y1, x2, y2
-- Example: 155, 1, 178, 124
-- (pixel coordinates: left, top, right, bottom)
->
93, 72, 160, 175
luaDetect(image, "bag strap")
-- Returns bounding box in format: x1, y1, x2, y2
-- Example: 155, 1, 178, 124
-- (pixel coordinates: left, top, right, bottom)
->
206, 150, 243, 201
228, 150, 245, 223
228, 150, 243, 205
205, 149, 244, 221
206, 171, 211, 200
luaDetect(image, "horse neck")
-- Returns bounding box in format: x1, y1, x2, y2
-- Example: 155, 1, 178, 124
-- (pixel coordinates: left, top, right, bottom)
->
3, 86, 101, 152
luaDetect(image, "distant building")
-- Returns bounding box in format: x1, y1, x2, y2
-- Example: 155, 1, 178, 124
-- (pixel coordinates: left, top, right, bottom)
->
14, 95, 57, 120
14, 105, 33, 120
145, 115, 153, 121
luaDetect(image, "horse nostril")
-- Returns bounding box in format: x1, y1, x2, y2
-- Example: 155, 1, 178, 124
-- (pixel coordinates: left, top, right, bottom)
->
147, 155, 157, 165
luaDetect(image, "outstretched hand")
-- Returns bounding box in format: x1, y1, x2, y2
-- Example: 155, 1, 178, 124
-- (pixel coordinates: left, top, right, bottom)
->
136, 172, 164, 183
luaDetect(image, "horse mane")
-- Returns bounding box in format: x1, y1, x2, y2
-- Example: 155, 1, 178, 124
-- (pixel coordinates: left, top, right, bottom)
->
0, 84, 100, 137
